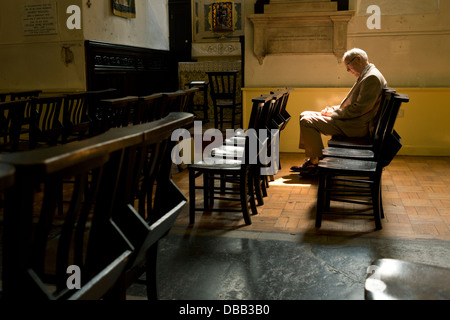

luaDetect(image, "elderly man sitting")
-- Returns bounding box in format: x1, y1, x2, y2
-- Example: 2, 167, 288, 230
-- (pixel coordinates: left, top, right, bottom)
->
291, 48, 387, 175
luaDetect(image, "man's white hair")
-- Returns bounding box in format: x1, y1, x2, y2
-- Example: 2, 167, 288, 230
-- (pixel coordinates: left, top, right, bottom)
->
343, 48, 368, 62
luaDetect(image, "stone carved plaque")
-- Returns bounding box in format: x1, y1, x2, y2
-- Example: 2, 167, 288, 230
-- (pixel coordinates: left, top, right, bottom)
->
249, 9, 354, 64
267, 26, 333, 54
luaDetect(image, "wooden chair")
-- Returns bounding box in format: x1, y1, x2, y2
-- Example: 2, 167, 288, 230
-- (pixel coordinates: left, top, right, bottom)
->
107, 112, 194, 299
10, 90, 42, 101
1, 90, 41, 103
207, 71, 242, 129
186, 80, 209, 121
160, 90, 189, 118
188, 95, 272, 225
322, 88, 397, 160
61, 93, 91, 143
0, 100, 27, 152
315, 93, 409, 230
134, 93, 163, 124
0, 111, 194, 300
85, 88, 118, 136
0, 131, 137, 299
182, 87, 199, 114
1, 90, 42, 138
326, 88, 396, 150
29, 95, 64, 149
97, 96, 139, 132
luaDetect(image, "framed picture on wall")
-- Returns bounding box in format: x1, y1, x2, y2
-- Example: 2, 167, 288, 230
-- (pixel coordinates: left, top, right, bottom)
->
192, 0, 244, 42
112, 0, 136, 18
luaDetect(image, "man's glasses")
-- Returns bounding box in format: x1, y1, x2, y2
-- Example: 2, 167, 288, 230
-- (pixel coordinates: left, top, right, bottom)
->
345, 56, 357, 67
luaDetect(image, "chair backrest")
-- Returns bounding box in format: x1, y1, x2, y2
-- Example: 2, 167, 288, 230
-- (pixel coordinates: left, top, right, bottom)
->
0, 100, 27, 151
106, 112, 194, 297
266, 89, 288, 131
10, 90, 42, 101
278, 88, 292, 130
0, 111, 194, 300
29, 96, 64, 148
0, 132, 137, 299
372, 88, 396, 139
85, 88, 118, 136
0, 93, 8, 102
0, 90, 41, 103
207, 71, 239, 103
161, 91, 188, 117
63, 93, 89, 126
181, 87, 199, 114
247, 95, 272, 130
371, 89, 397, 153
135, 93, 163, 124
375, 93, 409, 166
99, 96, 139, 130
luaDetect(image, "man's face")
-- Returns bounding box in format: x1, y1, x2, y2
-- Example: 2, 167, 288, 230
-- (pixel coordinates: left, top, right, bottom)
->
345, 55, 363, 78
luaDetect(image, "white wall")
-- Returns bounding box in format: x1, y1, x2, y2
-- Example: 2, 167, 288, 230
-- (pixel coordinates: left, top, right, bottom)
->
83, 0, 169, 50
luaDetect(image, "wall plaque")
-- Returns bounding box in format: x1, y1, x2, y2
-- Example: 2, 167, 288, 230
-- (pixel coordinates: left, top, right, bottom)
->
23, 2, 58, 36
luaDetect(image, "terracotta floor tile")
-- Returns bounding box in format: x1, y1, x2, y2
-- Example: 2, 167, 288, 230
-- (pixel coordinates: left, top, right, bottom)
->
173, 153, 450, 241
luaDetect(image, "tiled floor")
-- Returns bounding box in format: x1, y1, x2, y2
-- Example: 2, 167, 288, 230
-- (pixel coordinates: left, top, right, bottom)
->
172, 152, 450, 241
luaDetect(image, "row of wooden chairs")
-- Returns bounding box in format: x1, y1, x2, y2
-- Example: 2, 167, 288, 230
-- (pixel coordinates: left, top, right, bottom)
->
0, 87, 198, 152
0, 111, 194, 300
188, 88, 291, 225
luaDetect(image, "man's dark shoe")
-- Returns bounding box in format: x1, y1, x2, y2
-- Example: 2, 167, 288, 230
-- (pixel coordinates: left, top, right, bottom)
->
299, 166, 319, 177
290, 159, 318, 172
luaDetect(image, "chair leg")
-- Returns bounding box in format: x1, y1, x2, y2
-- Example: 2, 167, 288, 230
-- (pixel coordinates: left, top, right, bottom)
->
253, 167, 264, 206
316, 171, 326, 228
205, 172, 213, 208
379, 177, 385, 219
240, 171, 252, 225
247, 169, 258, 216
213, 104, 218, 129
372, 176, 382, 230
231, 107, 236, 129
188, 168, 196, 224
145, 242, 159, 300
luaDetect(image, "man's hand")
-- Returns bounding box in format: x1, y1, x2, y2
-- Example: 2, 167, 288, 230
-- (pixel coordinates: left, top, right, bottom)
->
321, 106, 334, 117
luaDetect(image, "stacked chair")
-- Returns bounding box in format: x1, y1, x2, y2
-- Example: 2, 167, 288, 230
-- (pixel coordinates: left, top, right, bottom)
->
315, 88, 409, 230
187, 89, 291, 225
133, 93, 164, 124
0, 87, 200, 153
0, 86, 203, 300
0, 111, 194, 300
0, 100, 28, 152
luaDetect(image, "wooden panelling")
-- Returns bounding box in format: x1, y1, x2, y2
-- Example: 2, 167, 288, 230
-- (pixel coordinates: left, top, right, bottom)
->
85, 40, 176, 97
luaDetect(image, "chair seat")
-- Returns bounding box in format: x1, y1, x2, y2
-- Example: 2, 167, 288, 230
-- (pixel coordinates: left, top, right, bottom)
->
323, 146, 374, 159
189, 157, 242, 170
211, 145, 245, 158
319, 157, 377, 173
327, 135, 373, 149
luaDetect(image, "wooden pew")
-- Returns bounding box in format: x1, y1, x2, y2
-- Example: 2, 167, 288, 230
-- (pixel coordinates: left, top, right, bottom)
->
0, 112, 194, 300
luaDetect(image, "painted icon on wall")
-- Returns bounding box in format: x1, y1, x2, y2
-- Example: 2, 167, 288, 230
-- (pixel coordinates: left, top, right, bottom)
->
211, 2, 233, 32
112, 0, 136, 18
192, 0, 244, 42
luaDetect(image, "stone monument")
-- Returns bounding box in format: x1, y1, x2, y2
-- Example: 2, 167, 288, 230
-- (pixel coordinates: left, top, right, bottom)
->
249, 0, 354, 64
